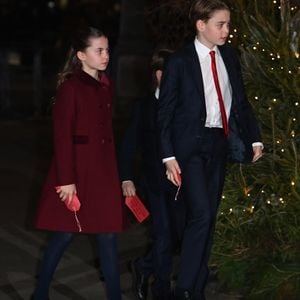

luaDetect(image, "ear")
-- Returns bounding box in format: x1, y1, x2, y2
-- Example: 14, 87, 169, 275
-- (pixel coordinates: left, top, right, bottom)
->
76, 51, 86, 61
196, 19, 206, 32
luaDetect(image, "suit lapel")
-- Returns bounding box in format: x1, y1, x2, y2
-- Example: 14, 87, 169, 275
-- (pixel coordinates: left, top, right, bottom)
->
218, 46, 239, 106
185, 43, 205, 98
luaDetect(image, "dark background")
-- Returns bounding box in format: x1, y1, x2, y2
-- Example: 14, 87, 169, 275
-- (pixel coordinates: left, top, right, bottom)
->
0, 0, 123, 118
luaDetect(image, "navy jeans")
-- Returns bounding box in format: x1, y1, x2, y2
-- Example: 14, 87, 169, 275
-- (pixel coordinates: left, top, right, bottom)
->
33, 232, 121, 300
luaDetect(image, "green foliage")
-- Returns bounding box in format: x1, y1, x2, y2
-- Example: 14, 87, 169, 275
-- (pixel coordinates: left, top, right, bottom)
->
212, 1, 300, 299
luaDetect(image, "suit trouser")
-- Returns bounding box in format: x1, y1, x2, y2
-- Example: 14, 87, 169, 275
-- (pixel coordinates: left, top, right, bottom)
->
176, 128, 227, 297
136, 180, 186, 294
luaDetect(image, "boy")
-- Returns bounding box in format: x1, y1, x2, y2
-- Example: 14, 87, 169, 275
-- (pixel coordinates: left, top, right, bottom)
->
157, 1, 263, 299
119, 49, 186, 300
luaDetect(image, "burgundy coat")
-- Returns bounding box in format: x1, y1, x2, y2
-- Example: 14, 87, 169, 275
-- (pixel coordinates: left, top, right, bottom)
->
35, 70, 128, 233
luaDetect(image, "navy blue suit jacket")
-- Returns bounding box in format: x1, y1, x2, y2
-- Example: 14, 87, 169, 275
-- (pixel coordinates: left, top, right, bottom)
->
118, 94, 165, 192
158, 42, 261, 164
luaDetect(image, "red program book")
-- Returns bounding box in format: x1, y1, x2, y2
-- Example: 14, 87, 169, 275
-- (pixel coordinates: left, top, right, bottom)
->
125, 195, 150, 223
55, 187, 82, 232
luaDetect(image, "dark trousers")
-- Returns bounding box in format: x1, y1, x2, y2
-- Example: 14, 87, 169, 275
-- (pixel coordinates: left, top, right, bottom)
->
176, 128, 227, 297
136, 181, 186, 295
33, 232, 121, 300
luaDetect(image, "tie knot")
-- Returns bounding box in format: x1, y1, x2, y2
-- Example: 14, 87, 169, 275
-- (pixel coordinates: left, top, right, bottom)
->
210, 50, 216, 59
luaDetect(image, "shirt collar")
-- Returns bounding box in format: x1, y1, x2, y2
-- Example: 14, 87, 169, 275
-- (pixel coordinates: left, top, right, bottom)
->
194, 37, 218, 60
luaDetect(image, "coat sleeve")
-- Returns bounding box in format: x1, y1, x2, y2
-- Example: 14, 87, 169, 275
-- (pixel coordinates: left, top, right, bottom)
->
157, 55, 181, 159
52, 81, 77, 185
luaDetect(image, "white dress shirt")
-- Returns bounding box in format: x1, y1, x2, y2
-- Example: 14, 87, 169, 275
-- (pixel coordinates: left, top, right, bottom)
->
155, 87, 160, 100
194, 38, 232, 128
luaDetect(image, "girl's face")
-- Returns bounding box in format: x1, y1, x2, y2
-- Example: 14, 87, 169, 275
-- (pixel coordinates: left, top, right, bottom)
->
196, 9, 230, 49
77, 36, 109, 78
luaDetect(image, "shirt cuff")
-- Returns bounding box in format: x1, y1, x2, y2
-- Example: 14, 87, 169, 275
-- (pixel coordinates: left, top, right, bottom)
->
162, 156, 176, 163
122, 180, 134, 184
252, 142, 264, 149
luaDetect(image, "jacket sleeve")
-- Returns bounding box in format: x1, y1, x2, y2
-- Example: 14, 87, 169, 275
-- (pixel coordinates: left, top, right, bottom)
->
52, 81, 77, 185
118, 101, 142, 182
231, 48, 262, 143
157, 55, 181, 159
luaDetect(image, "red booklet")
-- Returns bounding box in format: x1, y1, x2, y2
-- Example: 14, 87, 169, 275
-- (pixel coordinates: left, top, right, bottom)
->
125, 195, 150, 223
55, 187, 82, 232
64, 194, 81, 212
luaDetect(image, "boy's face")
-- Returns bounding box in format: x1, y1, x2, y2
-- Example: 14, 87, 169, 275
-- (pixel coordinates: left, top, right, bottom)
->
196, 9, 230, 49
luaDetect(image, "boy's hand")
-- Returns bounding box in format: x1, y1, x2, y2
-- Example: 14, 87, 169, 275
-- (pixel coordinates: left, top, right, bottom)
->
165, 159, 181, 186
252, 145, 263, 162
56, 184, 77, 205
122, 181, 136, 197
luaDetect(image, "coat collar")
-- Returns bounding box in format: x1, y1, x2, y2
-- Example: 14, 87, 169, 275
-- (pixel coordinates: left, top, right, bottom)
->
75, 69, 110, 88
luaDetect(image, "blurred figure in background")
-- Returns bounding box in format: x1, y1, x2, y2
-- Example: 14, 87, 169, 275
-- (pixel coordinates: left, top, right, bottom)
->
119, 48, 186, 300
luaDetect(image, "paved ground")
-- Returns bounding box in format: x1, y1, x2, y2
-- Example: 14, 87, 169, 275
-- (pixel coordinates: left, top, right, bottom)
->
0, 119, 242, 299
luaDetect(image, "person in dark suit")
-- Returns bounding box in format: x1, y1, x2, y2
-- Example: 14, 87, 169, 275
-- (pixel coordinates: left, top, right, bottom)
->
157, 1, 263, 299
119, 49, 186, 300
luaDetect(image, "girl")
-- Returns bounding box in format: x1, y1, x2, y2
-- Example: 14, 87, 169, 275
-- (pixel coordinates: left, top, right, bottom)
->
32, 27, 127, 300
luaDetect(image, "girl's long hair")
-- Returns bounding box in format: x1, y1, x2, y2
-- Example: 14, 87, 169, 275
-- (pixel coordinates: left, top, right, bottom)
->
57, 27, 106, 88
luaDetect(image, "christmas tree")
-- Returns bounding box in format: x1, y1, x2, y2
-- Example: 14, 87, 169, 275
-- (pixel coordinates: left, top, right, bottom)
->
213, 1, 300, 298
145, 0, 300, 298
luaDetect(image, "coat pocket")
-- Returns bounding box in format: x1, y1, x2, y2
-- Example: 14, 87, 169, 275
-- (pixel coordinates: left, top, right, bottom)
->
73, 135, 89, 144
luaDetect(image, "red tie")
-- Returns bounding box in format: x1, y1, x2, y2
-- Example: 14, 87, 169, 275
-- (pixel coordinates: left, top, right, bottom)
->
209, 50, 229, 136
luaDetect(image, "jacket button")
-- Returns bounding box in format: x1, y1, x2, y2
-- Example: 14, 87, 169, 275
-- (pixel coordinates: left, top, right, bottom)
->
107, 103, 111, 108
101, 139, 105, 144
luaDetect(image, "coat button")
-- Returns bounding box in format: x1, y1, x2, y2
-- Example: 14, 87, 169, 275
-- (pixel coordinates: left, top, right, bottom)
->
101, 139, 105, 144
107, 103, 111, 108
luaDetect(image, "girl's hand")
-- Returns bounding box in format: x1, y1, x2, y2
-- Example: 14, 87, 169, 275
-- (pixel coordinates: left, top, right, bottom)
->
56, 184, 77, 205
165, 159, 181, 186
122, 181, 136, 197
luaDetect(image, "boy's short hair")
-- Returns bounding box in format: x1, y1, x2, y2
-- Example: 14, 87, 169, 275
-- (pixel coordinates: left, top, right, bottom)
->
189, 0, 230, 26
151, 49, 173, 72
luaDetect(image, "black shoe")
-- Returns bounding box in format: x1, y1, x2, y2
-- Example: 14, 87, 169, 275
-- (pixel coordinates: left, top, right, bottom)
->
182, 291, 191, 300
128, 259, 149, 300
31, 295, 49, 300
172, 290, 192, 300
152, 293, 172, 300
152, 288, 172, 300
151, 280, 172, 300
193, 292, 206, 300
